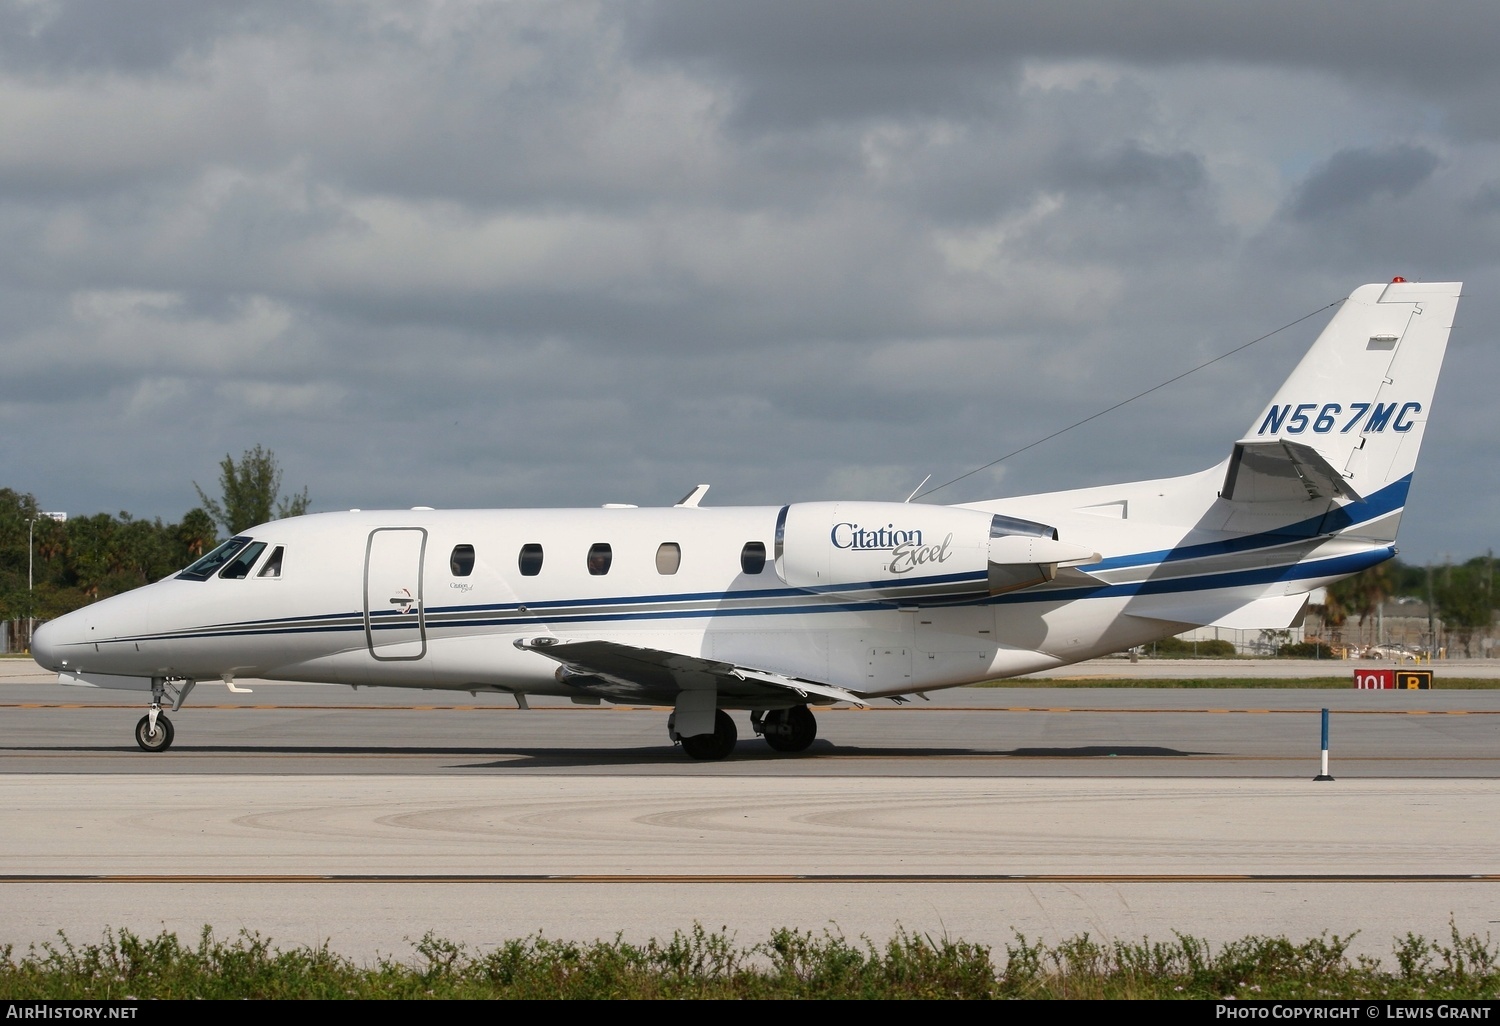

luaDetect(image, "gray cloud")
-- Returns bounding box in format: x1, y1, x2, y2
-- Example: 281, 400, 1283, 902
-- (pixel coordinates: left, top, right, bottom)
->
628, 1, 1500, 128
0, 0, 309, 76
1290, 145, 1442, 219
0, 1, 1495, 565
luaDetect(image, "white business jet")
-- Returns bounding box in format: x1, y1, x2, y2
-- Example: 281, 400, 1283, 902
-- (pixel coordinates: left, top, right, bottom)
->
32, 280, 1461, 759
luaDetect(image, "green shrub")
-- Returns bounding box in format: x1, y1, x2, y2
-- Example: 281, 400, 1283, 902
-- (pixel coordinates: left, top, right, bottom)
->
1148, 637, 1238, 658
1278, 641, 1335, 659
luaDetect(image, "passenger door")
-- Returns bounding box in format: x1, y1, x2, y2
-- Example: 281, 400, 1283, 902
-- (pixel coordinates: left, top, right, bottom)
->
364, 528, 427, 660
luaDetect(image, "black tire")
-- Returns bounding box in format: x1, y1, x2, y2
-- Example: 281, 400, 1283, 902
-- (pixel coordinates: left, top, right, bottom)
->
135, 713, 174, 753
763, 704, 817, 753
680, 710, 737, 760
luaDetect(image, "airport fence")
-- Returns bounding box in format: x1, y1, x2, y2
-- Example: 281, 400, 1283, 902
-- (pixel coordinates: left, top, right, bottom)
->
0, 619, 40, 654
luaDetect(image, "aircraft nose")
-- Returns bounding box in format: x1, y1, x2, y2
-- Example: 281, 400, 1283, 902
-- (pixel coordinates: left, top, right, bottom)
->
29, 592, 155, 675
30, 619, 61, 671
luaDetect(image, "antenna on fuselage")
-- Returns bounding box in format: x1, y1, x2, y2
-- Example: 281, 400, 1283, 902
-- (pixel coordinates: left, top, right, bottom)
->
903, 475, 932, 503
675, 484, 710, 507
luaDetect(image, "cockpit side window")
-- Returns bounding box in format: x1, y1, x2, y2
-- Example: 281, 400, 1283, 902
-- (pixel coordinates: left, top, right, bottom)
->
177, 537, 252, 581
219, 541, 268, 580
257, 546, 285, 579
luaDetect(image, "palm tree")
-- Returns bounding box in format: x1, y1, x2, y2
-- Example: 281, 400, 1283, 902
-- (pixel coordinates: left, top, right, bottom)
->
1326, 563, 1394, 649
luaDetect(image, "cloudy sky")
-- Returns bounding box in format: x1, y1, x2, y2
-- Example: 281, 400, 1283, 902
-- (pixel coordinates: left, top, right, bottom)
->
2, 1, 1496, 563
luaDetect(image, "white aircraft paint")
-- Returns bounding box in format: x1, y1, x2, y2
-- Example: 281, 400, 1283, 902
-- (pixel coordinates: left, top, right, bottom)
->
32, 280, 1462, 758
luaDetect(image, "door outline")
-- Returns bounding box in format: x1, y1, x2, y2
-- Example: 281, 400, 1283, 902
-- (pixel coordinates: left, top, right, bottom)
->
364, 528, 427, 660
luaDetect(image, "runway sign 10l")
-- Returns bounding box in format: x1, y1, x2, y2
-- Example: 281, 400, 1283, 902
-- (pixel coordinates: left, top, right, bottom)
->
1354, 668, 1434, 689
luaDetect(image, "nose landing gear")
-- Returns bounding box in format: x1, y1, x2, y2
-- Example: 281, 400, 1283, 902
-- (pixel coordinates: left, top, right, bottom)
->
134, 711, 174, 752
132, 677, 194, 752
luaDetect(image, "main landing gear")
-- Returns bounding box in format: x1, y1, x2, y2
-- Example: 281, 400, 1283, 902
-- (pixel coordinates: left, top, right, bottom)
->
682, 710, 738, 761
752, 704, 817, 753
670, 709, 738, 761
669, 705, 821, 760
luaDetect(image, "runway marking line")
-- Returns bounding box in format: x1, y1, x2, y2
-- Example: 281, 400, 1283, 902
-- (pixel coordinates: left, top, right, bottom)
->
5, 704, 1497, 718
4, 752, 1498, 764
4, 873, 1500, 885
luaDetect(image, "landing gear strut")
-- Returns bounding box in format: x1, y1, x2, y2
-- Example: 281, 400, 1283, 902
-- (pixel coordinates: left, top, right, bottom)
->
753, 704, 817, 753
671, 709, 738, 761
133, 677, 192, 753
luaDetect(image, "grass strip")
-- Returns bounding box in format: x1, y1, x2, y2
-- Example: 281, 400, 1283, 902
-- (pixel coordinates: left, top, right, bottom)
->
3, 923, 1498, 999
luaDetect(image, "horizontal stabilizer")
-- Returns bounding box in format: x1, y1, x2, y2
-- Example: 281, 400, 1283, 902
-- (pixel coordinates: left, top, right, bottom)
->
1125, 592, 1311, 631
514, 637, 868, 706
1221, 439, 1361, 503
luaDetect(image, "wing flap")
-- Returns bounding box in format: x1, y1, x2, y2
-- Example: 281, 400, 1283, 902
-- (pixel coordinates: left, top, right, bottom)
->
514, 637, 869, 706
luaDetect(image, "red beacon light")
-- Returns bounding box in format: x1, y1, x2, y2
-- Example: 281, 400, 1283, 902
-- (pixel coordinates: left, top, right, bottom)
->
1392, 276, 1407, 283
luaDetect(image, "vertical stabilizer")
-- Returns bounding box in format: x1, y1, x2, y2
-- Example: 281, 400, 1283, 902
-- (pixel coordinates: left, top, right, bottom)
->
1222, 281, 1460, 517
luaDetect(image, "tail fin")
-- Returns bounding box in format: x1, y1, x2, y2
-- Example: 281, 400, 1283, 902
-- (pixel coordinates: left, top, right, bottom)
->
1221, 280, 1460, 535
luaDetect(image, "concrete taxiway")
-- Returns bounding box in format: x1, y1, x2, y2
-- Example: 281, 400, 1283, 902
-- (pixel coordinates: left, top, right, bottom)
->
2, 656, 1498, 965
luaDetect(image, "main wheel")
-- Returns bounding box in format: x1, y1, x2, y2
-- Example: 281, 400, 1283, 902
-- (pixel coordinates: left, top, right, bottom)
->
763, 704, 817, 753
680, 710, 737, 761
135, 713, 175, 752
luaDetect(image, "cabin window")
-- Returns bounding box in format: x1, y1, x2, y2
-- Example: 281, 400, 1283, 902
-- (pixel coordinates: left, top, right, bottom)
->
219, 541, 268, 580
450, 544, 476, 577
587, 543, 612, 576
655, 542, 681, 575
518, 543, 544, 576
740, 541, 767, 575
177, 537, 252, 581
257, 546, 285, 579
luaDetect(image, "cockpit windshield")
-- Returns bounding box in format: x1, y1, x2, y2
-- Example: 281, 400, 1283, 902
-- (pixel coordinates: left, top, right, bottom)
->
176, 536, 252, 581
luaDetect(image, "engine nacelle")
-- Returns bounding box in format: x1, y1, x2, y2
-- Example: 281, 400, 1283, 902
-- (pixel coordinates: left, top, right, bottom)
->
773, 502, 1098, 601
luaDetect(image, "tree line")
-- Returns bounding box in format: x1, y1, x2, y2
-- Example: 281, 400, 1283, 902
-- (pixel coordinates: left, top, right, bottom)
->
0, 447, 1495, 647
0, 446, 308, 622
1315, 553, 1496, 656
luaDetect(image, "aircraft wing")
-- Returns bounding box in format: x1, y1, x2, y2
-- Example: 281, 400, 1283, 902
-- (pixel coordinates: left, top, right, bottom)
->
513, 637, 870, 707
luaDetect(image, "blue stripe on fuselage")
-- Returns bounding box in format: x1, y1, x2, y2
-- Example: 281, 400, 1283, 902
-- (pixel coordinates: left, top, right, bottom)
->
102, 544, 1392, 645
102, 485, 1406, 645
1084, 476, 1408, 573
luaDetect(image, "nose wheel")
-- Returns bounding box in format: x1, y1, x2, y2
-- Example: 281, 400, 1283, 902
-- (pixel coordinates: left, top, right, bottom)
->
133, 677, 188, 753
135, 711, 175, 752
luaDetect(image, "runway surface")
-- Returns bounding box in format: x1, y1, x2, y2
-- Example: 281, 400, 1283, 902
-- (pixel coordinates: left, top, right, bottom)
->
3, 656, 1498, 965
